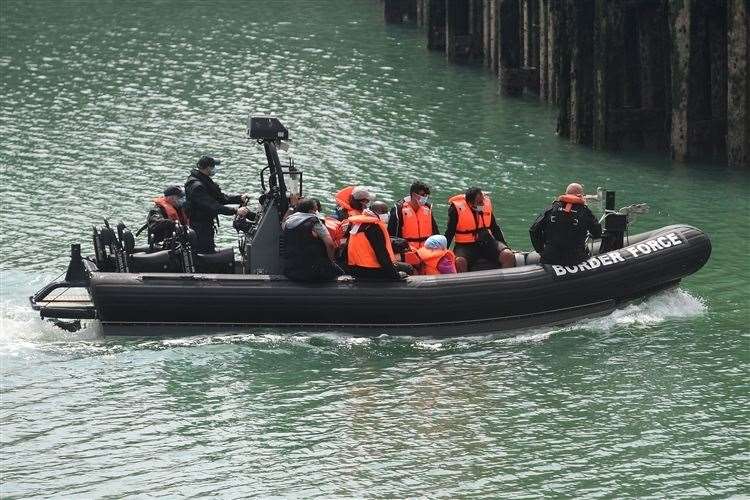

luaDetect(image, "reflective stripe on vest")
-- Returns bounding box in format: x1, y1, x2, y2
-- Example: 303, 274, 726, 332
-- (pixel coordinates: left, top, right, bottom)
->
399, 197, 433, 248
346, 214, 395, 268
416, 247, 455, 275
448, 194, 493, 244
153, 196, 189, 226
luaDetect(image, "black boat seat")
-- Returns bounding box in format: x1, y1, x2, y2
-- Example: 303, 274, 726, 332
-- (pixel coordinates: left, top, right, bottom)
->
195, 248, 235, 274
130, 250, 172, 273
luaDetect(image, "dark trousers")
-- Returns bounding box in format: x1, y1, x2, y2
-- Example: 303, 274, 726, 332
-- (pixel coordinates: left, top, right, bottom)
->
283, 259, 343, 282
350, 266, 400, 281
191, 221, 216, 254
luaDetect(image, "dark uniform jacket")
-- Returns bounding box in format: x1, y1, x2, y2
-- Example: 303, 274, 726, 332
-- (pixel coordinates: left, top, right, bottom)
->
282, 213, 341, 282
529, 200, 602, 266
184, 169, 241, 253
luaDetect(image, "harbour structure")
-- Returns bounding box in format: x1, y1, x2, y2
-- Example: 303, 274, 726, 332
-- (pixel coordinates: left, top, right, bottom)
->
381, 0, 749, 168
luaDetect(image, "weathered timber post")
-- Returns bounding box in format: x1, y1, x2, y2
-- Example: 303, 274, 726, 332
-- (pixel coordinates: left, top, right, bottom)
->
498, 0, 523, 95
427, 0, 446, 51
489, 0, 499, 74
539, 0, 549, 101
385, 0, 417, 24
568, 0, 595, 145
669, 0, 690, 162
727, 0, 749, 168
446, 0, 482, 63
483, 0, 491, 66
547, 0, 560, 103
637, 2, 670, 152
446, 0, 462, 61
519, 0, 540, 95
555, 0, 570, 136
416, 0, 426, 26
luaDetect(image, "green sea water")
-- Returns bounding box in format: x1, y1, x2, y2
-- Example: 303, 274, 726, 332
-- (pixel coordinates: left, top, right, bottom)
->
1, 1, 748, 497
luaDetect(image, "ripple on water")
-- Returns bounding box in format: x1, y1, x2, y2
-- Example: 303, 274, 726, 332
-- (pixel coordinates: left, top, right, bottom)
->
1, 0, 747, 497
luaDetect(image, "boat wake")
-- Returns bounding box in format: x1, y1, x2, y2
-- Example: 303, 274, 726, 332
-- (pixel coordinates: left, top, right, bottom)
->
1, 266, 707, 356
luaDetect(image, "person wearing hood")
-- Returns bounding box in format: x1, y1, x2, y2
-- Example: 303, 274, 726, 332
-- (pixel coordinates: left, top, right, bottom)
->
140, 185, 190, 247
184, 155, 251, 253
282, 197, 343, 282
416, 235, 466, 275
529, 183, 602, 266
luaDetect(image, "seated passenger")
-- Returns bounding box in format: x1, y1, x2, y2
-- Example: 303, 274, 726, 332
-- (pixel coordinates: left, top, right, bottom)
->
370, 200, 391, 223
372, 200, 415, 276
333, 185, 371, 220
138, 185, 189, 247
346, 209, 401, 281
416, 235, 467, 275
445, 187, 515, 270
387, 180, 439, 249
529, 182, 602, 266
282, 198, 343, 282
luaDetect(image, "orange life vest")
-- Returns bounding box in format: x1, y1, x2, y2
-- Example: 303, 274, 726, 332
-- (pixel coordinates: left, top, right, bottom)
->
153, 196, 189, 225
324, 216, 345, 248
334, 185, 363, 218
449, 194, 493, 244
346, 214, 395, 268
557, 194, 586, 213
416, 247, 456, 275
398, 197, 434, 249
335, 186, 355, 212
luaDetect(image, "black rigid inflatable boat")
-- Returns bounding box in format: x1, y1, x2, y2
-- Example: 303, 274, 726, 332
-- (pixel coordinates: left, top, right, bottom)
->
31, 117, 712, 336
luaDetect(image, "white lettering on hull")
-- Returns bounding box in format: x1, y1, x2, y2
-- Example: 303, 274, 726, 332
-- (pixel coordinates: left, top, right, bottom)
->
549, 232, 684, 277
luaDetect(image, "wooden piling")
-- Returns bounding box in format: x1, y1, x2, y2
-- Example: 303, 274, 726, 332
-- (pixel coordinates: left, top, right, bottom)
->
380, 0, 748, 167
727, 0, 749, 168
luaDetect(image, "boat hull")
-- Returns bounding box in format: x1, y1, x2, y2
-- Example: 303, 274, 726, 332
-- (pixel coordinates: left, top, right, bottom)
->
86, 224, 711, 335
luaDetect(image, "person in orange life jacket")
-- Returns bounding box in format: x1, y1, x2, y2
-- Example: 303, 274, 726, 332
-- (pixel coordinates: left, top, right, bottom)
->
282, 197, 344, 282
142, 185, 189, 246
185, 156, 252, 254
387, 181, 440, 247
416, 235, 466, 275
346, 208, 402, 281
372, 200, 415, 275
445, 187, 515, 270
332, 186, 373, 256
333, 185, 371, 220
529, 182, 602, 266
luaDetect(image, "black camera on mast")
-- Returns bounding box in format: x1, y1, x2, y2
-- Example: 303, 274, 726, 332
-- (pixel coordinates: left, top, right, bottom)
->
248, 116, 289, 142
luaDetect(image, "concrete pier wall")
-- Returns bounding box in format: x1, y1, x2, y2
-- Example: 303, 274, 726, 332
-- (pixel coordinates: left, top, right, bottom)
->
382, 0, 749, 168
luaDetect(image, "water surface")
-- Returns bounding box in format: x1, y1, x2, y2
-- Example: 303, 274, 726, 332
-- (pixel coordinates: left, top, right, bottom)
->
1, 1, 748, 497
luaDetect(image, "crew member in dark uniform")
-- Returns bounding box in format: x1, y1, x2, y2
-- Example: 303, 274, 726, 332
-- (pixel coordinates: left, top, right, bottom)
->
140, 185, 189, 246
281, 198, 343, 282
529, 183, 602, 266
184, 155, 251, 253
